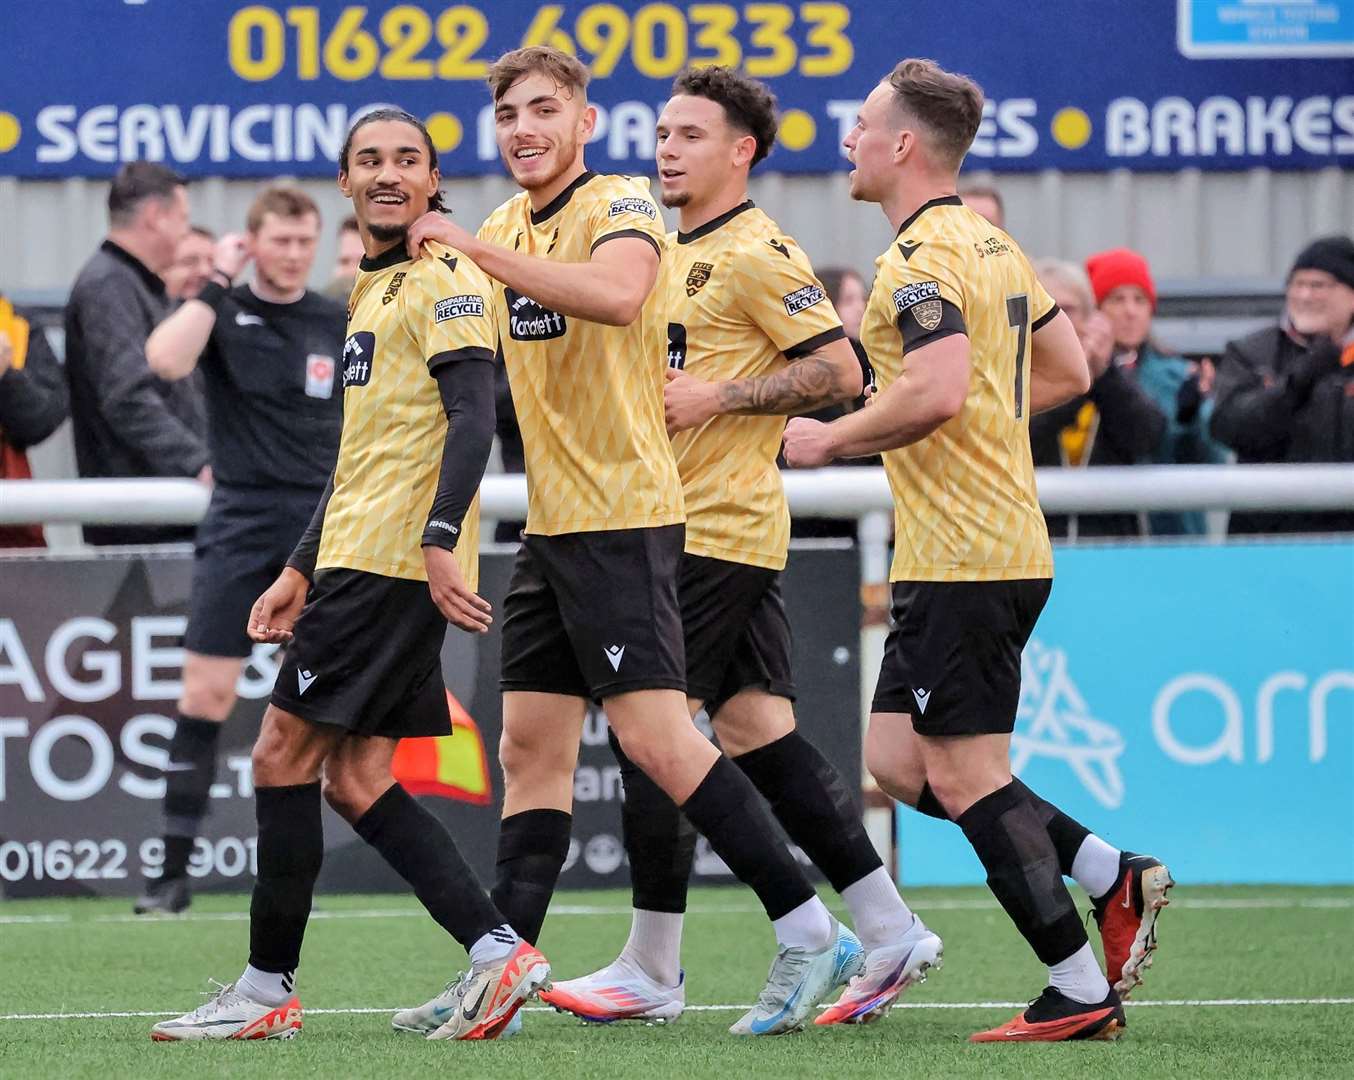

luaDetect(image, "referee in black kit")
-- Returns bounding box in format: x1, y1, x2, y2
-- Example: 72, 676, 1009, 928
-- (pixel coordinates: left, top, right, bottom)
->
135, 185, 345, 914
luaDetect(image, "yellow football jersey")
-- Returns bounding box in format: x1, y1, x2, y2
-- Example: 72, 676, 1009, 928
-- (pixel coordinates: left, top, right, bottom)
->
317, 240, 491, 588
669, 202, 845, 570
861, 196, 1058, 583
477, 172, 683, 536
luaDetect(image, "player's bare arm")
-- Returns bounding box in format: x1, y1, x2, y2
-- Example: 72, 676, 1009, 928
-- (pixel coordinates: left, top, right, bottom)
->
782, 334, 970, 466
1028, 309, 1092, 413
146, 233, 251, 380
407, 213, 658, 327
664, 336, 863, 435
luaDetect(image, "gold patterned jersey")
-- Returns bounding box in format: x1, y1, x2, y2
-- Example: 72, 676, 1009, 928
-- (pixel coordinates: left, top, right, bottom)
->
861, 196, 1058, 583
668, 202, 845, 570
317, 240, 491, 588
477, 172, 683, 535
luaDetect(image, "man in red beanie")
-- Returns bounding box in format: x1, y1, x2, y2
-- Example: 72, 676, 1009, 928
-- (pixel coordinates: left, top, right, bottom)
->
1082, 247, 1226, 536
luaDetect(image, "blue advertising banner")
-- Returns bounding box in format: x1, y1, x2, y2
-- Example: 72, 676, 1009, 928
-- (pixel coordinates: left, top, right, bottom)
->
897, 540, 1354, 886
1, 0, 1351, 178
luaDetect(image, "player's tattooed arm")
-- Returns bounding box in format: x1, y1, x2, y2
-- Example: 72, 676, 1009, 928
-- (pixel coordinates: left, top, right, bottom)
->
665, 333, 860, 434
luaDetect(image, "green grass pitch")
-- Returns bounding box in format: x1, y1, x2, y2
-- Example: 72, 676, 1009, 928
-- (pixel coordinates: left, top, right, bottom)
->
2, 885, 1352, 1078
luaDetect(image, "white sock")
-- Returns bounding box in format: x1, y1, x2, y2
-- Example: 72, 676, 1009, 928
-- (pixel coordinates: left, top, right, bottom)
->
771, 895, 833, 951
468, 924, 518, 969
1048, 942, 1110, 1004
839, 867, 916, 951
237, 964, 294, 1006
1070, 835, 1122, 900
618, 908, 684, 988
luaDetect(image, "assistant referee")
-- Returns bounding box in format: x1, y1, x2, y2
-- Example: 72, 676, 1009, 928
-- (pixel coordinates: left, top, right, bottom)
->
135, 184, 345, 915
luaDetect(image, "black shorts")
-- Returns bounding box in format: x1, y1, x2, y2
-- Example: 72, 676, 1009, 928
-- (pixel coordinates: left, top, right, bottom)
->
183, 486, 321, 658
499, 525, 686, 701
871, 578, 1051, 736
269, 569, 451, 739
680, 554, 795, 716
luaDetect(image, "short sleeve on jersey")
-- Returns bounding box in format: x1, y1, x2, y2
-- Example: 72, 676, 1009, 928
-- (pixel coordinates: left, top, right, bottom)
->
401, 246, 496, 372
732, 235, 845, 358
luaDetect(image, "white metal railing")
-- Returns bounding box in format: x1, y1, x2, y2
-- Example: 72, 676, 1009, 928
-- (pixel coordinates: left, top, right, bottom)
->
2, 464, 1351, 525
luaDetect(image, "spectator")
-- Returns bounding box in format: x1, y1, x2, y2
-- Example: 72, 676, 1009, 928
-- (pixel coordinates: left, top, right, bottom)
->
64, 162, 207, 546
1085, 247, 1226, 536
1211, 235, 1354, 536
324, 213, 364, 301
0, 297, 68, 548
788, 267, 877, 539
164, 226, 216, 301
958, 182, 1004, 230
1028, 259, 1164, 539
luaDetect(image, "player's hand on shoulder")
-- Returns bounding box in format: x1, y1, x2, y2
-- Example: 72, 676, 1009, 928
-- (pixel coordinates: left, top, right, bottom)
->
406, 213, 471, 261
663, 368, 720, 436
213, 233, 252, 281
782, 417, 836, 468
248, 567, 309, 644
423, 544, 493, 634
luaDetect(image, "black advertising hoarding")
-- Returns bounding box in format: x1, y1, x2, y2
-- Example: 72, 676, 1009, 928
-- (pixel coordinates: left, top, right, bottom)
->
0, 546, 859, 898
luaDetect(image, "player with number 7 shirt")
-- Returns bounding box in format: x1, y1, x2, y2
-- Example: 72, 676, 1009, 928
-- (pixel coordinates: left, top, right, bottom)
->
781, 59, 1173, 1043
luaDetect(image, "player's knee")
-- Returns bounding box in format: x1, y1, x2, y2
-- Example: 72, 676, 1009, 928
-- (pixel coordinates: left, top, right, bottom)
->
320, 766, 366, 823
923, 766, 1009, 820
498, 723, 571, 783
250, 711, 318, 787
864, 728, 924, 804
179, 679, 237, 722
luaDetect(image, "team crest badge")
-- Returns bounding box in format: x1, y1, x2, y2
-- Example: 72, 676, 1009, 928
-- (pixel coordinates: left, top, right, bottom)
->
382, 271, 406, 305
686, 262, 714, 297
912, 299, 943, 331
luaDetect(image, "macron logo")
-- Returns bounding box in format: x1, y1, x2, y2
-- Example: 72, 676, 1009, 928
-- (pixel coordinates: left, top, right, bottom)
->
603, 645, 625, 672
297, 669, 317, 695
912, 687, 931, 714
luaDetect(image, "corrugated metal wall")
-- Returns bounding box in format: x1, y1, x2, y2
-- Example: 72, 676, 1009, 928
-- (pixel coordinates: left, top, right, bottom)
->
2, 167, 1350, 297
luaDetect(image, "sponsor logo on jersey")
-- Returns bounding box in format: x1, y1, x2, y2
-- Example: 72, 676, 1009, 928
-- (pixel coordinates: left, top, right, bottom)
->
666, 322, 687, 370
892, 280, 941, 313
767, 238, 790, 257
685, 261, 714, 297
505, 288, 567, 340
608, 196, 657, 219
381, 271, 406, 305
782, 283, 827, 316
342, 331, 375, 386
434, 294, 485, 322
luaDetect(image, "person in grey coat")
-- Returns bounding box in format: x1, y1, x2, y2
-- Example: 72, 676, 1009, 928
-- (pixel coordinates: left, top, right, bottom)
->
64, 162, 208, 545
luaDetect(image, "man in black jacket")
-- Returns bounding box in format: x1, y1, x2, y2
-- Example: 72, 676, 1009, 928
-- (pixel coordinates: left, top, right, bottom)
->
64, 162, 208, 545
1211, 236, 1354, 536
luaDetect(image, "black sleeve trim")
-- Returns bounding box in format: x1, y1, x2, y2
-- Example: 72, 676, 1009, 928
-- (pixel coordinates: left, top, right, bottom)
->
421, 358, 496, 552
1031, 302, 1061, 333
896, 297, 967, 352
590, 229, 662, 259
286, 473, 335, 580
427, 345, 496, 374
783, 325, 847, 361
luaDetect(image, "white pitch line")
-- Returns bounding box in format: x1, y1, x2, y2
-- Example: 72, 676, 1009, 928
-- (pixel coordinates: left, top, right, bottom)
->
3, 999, 1353, 1023
3, 895, 1351, 928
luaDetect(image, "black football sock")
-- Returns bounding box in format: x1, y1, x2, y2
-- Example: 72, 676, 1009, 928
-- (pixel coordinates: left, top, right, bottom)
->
957, 781, 1088, 966
609, 728, 697, 914
354, 784, 504, 951
733, 731, 882, 893
490, 808, 572, 944
160, 715, 221, 880
914, 782, 951, 821
678, 755, 815, 921
247, 782, 324, 975
1009, 779, 1093, 878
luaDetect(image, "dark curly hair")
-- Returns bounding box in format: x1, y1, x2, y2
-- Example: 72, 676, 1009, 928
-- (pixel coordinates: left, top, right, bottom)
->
338, 108, 447, 214
670, 66, 779, 168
